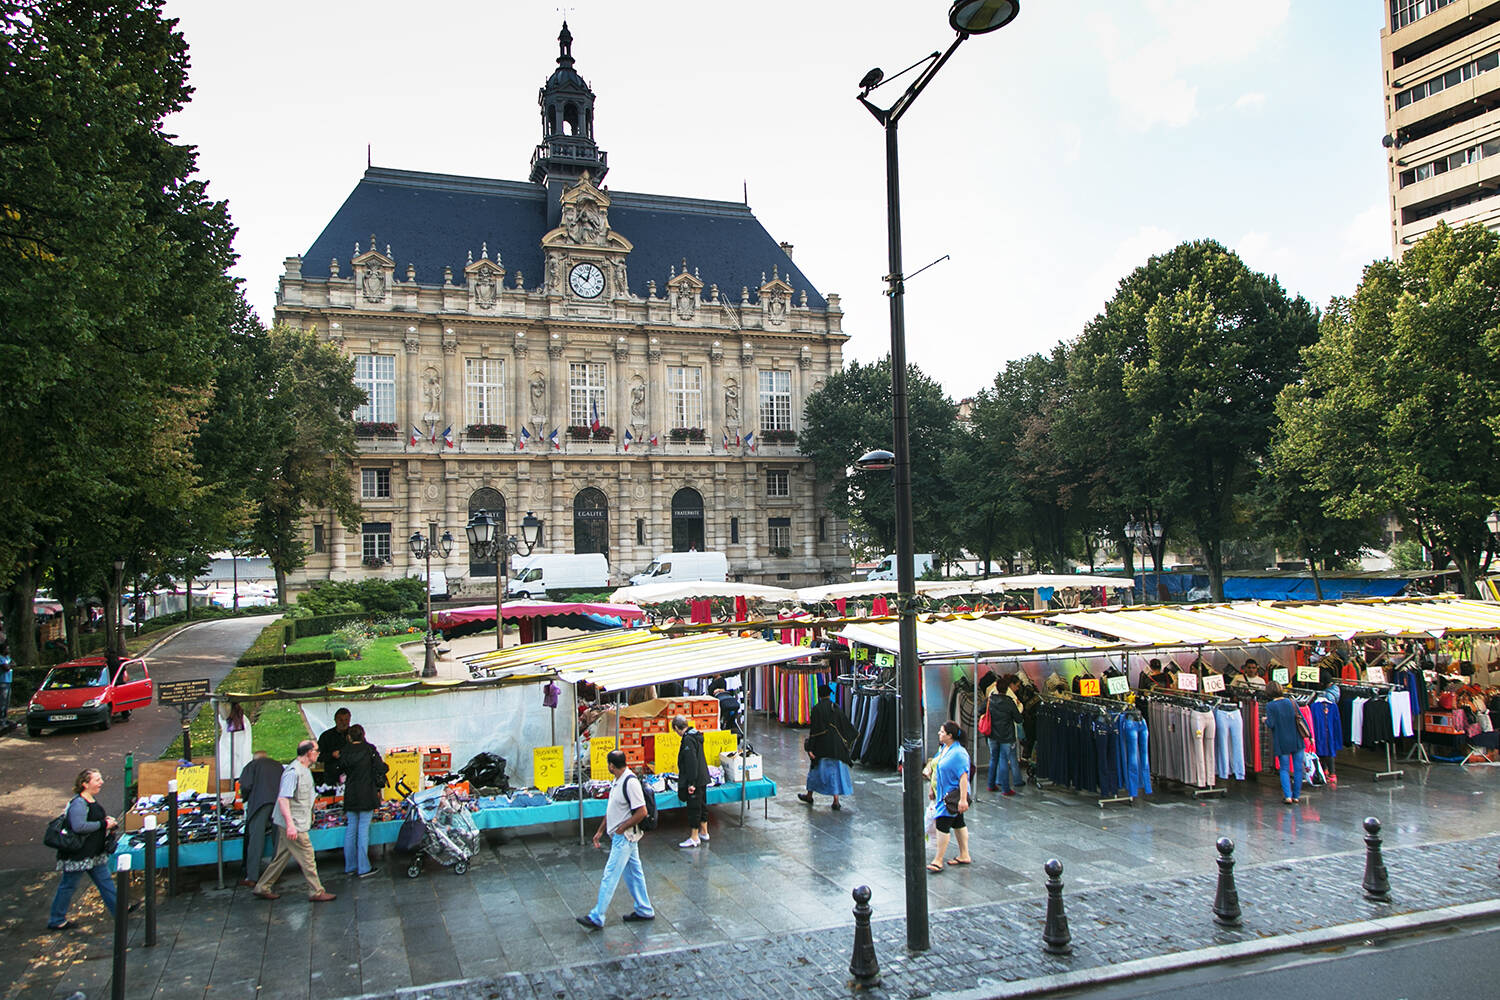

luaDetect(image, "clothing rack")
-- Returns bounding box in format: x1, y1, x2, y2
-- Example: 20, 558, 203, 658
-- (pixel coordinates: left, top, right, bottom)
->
1135, 691, 1229, 799
1034, 696, 1140, 808
1334, 680, 1405, 783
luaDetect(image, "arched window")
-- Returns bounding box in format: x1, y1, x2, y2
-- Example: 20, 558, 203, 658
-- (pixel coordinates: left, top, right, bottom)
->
573, 487, 609, 558
671, 487, 705, 552
468, 488, 505, 577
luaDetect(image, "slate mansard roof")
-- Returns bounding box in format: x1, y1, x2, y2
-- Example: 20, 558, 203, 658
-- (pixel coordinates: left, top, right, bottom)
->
300, 167, 828, 311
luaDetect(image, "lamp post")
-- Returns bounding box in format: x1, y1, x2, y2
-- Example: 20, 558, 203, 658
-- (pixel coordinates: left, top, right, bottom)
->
408, 526, 454, 677
465, 509, 544, 650
855, 0, 1020, 953
111, 557, 125, 657
1125, 521, 1164, 604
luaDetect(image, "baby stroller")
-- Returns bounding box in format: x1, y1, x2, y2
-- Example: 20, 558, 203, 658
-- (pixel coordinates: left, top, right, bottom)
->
399, 785, 480, 878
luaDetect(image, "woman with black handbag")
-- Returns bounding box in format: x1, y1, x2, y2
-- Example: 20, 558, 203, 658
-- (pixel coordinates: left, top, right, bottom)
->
340, 724, 388, 878
798, 683, 856, 811
47, 768, 119, 930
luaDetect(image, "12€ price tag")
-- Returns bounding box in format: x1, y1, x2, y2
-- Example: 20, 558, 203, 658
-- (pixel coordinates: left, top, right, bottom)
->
1078, 677, 1100, 697
1202, 674, 1226, 693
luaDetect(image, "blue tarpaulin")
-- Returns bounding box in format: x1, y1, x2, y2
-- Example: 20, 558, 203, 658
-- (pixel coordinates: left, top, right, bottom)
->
1134, 574, 1409, 601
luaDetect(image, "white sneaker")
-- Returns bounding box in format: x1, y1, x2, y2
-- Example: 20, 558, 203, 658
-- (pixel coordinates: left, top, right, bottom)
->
677, 838, 700, 848
700, 832, 710, 841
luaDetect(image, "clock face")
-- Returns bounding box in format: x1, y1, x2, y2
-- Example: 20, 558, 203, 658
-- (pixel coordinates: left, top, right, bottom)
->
569, 262, 605, 299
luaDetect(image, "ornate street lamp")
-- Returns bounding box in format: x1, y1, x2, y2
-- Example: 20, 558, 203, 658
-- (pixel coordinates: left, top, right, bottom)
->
1125, 521, 1164, 604
855, 1, 1020, 953
409, 527, 454, 677
466, 509, 544, 650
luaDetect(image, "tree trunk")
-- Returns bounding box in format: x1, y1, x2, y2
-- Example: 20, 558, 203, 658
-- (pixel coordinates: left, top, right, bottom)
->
1454, 548, 1480, 598
274, 564, 288, 607
184, 573, 193, 621
7, 568, 39, 666
1200, 535, 1225, 602
1308, 557, 1324, 601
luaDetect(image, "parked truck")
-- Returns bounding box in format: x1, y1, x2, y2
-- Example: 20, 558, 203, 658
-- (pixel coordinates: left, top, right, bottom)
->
507, 553, 610, 599
629, 551, 730, 586
866, 553, 934, 581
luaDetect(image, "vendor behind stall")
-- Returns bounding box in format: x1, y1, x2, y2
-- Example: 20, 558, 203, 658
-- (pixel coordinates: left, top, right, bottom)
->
316, 707, 351, 789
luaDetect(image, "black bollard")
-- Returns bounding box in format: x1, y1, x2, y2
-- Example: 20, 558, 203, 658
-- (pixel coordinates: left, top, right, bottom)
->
1212, 837, 1242, 927
166, 783, 179, 897
1042, 858, 1072, 955
111, 855, 129, 1000
1362, 817, 1391, 903
142, 821, 158, 947
847, 886, 882, 990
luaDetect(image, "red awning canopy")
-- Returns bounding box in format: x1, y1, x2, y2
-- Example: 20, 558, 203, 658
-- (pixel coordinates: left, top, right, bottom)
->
432, 600, 645, 629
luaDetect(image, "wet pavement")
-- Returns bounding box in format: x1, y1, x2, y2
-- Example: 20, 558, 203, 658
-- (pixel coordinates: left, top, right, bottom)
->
1, 697, 1496, 999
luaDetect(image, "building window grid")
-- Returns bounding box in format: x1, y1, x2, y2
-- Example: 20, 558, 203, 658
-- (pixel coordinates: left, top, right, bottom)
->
354, 354, 396, 423
767, 517, 791, 552
569, 362, 607, 427
465, 358, 505, 425
1393, 49, 1498, 111
766, 469, 790, 497
759, 369, 791, 431
1391, 0, 1456, 32
1400, 136, 1500, 187
362, 522, 392, 564
361, 467, 391, 499
667, 366, 703, 428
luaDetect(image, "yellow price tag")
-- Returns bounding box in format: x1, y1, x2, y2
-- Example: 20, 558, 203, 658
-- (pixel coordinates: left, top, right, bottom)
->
853, 646, 869, 662
383, 750, 422, 801
176, 763, 210, 796
651, 731, 681, 774
589, 737, 617, 781
1078, 678, 1100, 697
704, 729, 738, 763
533, 745, 565, 791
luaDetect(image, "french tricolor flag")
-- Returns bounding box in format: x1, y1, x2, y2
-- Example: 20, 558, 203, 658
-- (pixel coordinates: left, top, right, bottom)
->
517, 426, 531, 450
409, 425, 422, 446
722, 430, 730, 451
549, 428, 562, 451
622, 428, 634, 452
744, 431, 756, 452
590, 399, 602, 433
648, 431, 660, 447
441, 425, 455, 449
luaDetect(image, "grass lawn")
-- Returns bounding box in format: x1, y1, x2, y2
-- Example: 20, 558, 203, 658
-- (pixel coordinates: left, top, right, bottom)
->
286, 631, 421, 678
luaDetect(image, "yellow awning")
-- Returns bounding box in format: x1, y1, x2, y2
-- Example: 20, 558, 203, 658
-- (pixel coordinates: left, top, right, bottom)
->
838, 616, 1112, 660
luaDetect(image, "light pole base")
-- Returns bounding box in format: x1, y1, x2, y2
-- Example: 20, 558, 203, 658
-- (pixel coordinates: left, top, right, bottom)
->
422, 638, 438, 678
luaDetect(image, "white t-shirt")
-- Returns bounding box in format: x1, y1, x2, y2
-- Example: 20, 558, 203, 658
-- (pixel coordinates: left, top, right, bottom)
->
605, 770, 646, 841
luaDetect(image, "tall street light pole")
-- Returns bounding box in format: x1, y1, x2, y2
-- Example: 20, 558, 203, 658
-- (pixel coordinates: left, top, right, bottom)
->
856, 0, 1021, 953
466, 509, 544, 651
408, 526, 454, 678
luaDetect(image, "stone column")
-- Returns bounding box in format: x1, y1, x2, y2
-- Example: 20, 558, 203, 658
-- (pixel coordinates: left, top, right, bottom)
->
548, 334, 567, 440
513, 330, 530, 443
443, 327, 461, 437
404, 461, 423, 573
403, 327, 422, 438
330, 520, 347, 578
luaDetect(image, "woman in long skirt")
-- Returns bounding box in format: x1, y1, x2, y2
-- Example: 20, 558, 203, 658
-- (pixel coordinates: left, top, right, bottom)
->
798, 684, 856, 810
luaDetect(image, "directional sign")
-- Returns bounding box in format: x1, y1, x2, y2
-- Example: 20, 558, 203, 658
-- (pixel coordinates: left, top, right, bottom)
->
157, 678, 211, 706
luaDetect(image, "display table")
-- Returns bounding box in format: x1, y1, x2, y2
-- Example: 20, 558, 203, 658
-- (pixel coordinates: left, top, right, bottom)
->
117, 778, 778, 868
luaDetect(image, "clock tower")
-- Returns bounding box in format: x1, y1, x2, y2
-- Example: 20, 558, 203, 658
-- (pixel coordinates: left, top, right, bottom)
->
530, 21, 608, 232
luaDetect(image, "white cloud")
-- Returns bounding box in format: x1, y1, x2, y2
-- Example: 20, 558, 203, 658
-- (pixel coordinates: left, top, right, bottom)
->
1089, 0, 1290, 130
1343, 200, 1391, 260
1075, 225, 1182, 325
1234, 92, 1267, 112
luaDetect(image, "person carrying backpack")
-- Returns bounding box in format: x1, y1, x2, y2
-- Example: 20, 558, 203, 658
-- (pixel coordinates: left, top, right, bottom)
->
47, 768, 120, 930
576, 749, 654, 929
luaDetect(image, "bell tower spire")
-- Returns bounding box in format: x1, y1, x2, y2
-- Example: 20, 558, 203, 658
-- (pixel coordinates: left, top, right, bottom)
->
530, 21, 608, 228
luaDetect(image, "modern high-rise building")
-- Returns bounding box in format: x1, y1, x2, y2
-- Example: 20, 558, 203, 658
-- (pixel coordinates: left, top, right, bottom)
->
1381, 1, 1500, 254
275, 24, 849, 594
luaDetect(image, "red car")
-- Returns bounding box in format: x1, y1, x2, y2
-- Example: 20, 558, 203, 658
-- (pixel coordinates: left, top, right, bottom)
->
26, 656, 153, 736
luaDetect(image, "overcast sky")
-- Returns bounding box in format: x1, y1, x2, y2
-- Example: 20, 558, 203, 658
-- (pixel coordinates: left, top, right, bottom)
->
162, 0, 1388, 399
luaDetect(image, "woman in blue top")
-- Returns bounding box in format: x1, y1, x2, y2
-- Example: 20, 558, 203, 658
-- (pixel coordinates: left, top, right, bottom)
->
1263, 681, 1305, 804
928, 720, 972, 872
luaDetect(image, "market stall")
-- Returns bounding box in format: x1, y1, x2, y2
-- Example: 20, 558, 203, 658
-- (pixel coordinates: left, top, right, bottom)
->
432, 598, 646, 643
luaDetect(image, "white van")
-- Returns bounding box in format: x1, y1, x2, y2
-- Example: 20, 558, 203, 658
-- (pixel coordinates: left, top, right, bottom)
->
866, 553, 934, 581
507, 553, 610, 599
629, 551, 729, 587
411, 568, 450, 601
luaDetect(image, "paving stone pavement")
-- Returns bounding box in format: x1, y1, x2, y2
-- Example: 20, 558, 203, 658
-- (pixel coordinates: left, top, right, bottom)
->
1, 718, 1497, 999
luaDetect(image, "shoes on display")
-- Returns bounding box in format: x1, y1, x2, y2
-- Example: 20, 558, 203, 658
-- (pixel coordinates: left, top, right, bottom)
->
576, 915, 602, 931
677, 838, 700, 848
622, 911, 655, 922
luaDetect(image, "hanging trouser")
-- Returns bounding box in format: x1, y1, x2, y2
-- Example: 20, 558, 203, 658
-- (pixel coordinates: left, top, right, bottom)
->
1389, 690, 1414, 737
1213, 706, 1245, 780
1189, 709, 1216, 787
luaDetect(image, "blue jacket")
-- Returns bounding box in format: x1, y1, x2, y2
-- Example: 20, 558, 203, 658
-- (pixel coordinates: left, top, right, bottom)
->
1264, 697, 1305, 756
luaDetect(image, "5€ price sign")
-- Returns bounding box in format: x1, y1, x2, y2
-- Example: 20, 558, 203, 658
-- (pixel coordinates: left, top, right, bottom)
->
1271, 667, 1290, 685
1202, 674, 1226, 694
589, 737, 616, 781
1176, 672, 1199, 691
1105, 675, 1130, 696
1078, 677, 1100, 697
1297, 664, 1321, 684
532, 746, 565, 791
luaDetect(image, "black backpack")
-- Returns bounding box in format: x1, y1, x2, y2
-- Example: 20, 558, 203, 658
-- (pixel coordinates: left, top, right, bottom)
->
631, 774, 658, 832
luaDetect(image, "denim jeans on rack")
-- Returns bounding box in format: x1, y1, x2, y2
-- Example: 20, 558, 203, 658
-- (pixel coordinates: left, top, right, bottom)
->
1213, 706, 1245, 780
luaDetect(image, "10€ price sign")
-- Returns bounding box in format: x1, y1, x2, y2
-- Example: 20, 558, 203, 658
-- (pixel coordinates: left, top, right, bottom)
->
533, 746, 565, 791
589, 737, 616, 780
1105, 675, 1130, 696
1202, 674, 1226, 693
1271, 667, 1290, 685
1176, 672, 1199, 691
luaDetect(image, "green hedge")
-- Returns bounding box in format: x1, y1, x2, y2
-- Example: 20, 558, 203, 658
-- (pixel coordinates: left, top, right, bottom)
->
289, 577, 424, 616
293, 613, 372, 639
262, 659, 336, 689
136, 604, 290, 635
236, 650, 336, 668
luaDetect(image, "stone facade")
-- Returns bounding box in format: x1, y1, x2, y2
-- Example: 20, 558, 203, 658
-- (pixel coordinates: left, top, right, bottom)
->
274, 26, 848, 594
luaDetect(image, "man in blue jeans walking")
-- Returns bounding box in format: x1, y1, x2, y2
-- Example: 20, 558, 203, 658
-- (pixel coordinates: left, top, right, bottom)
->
577, 749, 654, 929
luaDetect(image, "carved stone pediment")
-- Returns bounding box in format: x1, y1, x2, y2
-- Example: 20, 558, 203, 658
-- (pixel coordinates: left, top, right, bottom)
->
351, 236, 396, 310
465, 243, 506, 311
759, 265, 795, 327
667, 260, 704, 321
541, 174, 634, 299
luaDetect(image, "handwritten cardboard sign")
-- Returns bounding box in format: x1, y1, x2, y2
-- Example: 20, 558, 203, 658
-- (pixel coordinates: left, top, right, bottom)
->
589, 737, 616, 781
532, 745, 565, 791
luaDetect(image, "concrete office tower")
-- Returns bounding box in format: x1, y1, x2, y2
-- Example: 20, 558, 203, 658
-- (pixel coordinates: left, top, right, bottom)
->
1382, 0, 1500, 254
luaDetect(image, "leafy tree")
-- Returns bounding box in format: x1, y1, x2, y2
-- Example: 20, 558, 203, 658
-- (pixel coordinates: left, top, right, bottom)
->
0, 1, 238, 662
1066, 240, 1318, 599
1388, 538, 1427, 571
1273, 223, 1500, 597
1251, 460, 1381, 600
248, 323, 365, 603
799, 357, 960, 557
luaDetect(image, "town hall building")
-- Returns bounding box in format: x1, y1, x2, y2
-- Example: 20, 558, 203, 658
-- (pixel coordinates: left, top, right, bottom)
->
275, 24, 850, 593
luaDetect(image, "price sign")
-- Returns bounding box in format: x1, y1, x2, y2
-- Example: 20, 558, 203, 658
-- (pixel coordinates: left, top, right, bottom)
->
874, 652, 895, 669
1365, 666, 1386, 684
704, 729, 738, 763
175, 763, 210, 796
1105, 675, 1130, 696
651, 731, 681, 774
532, 745, 565, 791
1202, 674, 1225, 694
1297, 664, 1321, 684
1423, 670, 1438, 685
383, 750, 422, 800
1271, 667, 1290, 685
1176, 672, 1199, 691
589, 737, 616, 781
853, 646, 869, 662
1078, 677, 1100, 697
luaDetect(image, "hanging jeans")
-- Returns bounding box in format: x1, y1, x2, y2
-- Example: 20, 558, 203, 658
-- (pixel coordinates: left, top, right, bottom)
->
1389, 690, 1414, 737
1275, 752, 1304, 800
1118, 714, 1152, 796
1213, 707, 1245, 780
987, 738, 1020, 792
